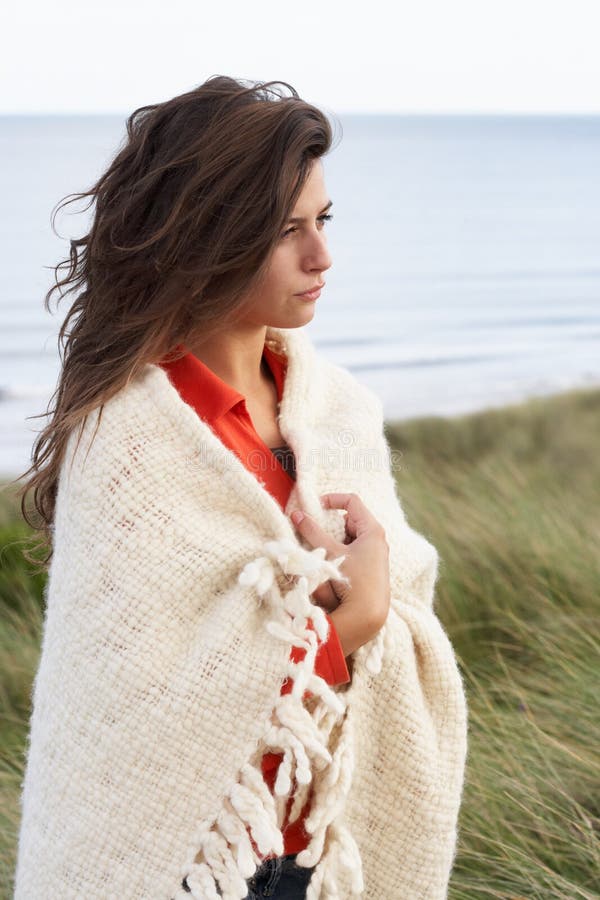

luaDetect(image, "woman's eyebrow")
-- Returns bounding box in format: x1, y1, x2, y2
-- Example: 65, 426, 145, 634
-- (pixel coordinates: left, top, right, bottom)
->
287, 199, 333, 224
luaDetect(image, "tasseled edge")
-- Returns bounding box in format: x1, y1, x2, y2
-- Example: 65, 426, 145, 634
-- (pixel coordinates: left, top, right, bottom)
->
172, 537, 377, 900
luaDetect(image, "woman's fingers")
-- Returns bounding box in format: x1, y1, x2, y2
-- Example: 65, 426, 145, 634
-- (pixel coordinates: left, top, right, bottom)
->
291, 492, 390, 620
289, 509, 349, 603
319, 492, 377, 541
289, 508, 344, 556
311, 580, 339, 613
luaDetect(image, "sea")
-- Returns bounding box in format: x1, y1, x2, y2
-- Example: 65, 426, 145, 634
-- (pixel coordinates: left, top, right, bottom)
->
1, 113, 599, 477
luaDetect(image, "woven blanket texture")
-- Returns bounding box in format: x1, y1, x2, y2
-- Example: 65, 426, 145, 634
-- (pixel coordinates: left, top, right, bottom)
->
14, 324, 468, 899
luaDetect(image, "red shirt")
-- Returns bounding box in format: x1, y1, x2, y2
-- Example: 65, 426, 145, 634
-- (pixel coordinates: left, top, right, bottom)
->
158, 341, 350, 856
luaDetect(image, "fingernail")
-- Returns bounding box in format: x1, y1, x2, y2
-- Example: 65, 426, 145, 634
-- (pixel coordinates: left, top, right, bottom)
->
291, 509, 305, 525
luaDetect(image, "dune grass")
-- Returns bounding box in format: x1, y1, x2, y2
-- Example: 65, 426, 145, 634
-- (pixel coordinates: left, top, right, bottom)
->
1, 386, 599, 898
384, 387, 600, 899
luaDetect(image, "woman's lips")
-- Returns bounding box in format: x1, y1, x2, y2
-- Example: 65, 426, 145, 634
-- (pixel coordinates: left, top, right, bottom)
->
296, 286, 323, 301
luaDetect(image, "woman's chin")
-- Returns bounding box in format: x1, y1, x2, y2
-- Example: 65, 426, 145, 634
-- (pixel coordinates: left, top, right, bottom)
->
292, 300, 317, 323
266, 301, 317, 331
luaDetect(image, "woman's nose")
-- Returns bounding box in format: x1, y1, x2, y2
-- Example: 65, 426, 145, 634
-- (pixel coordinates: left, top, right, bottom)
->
306, 231, 332, 272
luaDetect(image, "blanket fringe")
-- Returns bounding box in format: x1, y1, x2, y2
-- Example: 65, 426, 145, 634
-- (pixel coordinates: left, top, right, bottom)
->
173, 538, 369, 899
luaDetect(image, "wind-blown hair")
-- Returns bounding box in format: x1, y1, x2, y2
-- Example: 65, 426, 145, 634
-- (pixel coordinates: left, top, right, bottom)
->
14, 74, 337, 568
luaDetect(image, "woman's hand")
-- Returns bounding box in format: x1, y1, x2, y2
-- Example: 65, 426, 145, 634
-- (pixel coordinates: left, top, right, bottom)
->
290, 492, 391, 653
309, 580, 340, 613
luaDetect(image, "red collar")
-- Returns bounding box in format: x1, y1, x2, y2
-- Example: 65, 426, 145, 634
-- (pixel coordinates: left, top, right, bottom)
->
158, 342, 288, 422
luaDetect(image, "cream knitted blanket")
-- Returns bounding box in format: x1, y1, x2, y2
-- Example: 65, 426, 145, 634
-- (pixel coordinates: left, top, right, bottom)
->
14, 325, 468, 899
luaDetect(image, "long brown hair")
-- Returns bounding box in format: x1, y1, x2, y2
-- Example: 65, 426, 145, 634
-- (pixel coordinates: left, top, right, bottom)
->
12, 74, 337, 569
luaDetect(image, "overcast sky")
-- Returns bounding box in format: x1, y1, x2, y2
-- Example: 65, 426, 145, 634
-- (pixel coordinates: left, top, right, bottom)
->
2, 0, 600, 115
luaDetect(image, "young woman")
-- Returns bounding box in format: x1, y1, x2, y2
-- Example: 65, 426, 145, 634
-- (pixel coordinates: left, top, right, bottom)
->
13, 76, 468, 899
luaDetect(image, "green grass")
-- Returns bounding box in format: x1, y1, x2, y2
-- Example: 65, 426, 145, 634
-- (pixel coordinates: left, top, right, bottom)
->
1, 387, 599, 898
384, 387, 600, 898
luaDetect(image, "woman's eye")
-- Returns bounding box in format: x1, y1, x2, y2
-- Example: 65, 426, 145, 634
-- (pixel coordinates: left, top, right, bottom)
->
281, 213, 334, 240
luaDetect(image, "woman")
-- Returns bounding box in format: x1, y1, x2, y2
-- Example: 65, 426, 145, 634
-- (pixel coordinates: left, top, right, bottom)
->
13, 76, 468, 899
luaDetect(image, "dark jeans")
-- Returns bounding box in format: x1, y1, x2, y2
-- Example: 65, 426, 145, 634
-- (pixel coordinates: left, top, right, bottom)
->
244, 853, 316, 899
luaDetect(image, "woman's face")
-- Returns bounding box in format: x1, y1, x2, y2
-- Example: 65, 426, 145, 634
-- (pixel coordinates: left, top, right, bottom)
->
238, 158, 333, 329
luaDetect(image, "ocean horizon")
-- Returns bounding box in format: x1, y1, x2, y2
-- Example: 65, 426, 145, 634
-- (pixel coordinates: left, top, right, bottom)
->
1, 113, 599, 477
